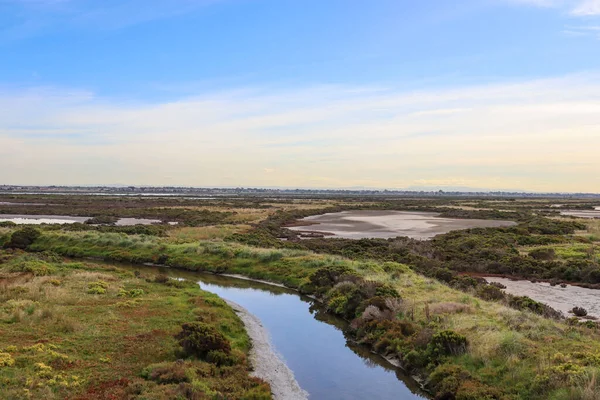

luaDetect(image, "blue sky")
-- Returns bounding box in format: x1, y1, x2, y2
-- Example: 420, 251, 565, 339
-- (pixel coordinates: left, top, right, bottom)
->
1, 0, 599, 191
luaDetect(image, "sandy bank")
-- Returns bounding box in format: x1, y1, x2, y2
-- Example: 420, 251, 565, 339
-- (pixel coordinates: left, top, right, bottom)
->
224, 299, 309, 400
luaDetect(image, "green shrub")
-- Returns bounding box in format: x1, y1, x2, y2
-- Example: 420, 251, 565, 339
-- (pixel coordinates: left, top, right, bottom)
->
325, 281, 365, 320
85, 216, 119, 225
87, 286, 106, 295
508, 295, 562, 319
206, 350, 235, 366
0, 352, 15, 367
572, 307, 588, 317
5, 227, 41, 249
374, 282, 401, 298
118, 288, 144, 298
142, 362, 189, 384
403, 350, 426, 369
477, 285, 504, 301
308, 265, 356, 296
427, 330, 468, 360
10, 260, 54, 276
87, 281, 108, 294
529, 248, 556, 261
428, 364, 471, 397
176, 322, 231, 359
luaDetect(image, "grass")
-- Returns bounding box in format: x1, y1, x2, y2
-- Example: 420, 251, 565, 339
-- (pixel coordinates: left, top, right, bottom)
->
167, 224, 252, 242
18, 229, 600, 399
520, 243, 599, 262
0, 250, 270, 399
583, 220, 600, 242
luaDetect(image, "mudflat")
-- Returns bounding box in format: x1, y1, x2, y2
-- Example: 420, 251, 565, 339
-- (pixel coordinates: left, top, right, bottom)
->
289, 210, 516, 240
560, 210, 600, 219
0, 214, 162, 225
0, 214, 89, 224
486, 277, 600, 319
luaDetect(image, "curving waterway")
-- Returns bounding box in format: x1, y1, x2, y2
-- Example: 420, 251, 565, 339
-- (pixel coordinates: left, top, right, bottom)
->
195, 273, 427, 400
91, 260, 428, 399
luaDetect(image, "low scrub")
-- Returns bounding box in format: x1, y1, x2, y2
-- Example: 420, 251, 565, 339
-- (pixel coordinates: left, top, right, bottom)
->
176, 322, 232, 359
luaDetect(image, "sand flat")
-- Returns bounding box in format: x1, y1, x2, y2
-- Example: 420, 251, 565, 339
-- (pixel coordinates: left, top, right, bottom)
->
485, 277, 600, 319
560, 210, 600, 219
289, 210, 516, 240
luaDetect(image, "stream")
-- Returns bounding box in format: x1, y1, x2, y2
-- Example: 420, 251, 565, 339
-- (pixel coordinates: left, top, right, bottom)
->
177, 272, 427, 399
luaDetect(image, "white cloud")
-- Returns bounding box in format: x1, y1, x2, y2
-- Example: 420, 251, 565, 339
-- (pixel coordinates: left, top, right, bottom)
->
563, 24, 600, 38
572, 0, 600, 15
1, 74, 600, 192
509, 0, 600, 15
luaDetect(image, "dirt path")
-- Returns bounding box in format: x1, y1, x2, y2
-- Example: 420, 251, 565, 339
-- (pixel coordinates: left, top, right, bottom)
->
224, 300, 309, 400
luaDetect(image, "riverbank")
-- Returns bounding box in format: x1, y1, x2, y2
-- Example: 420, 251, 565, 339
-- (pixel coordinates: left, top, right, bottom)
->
223, 299, 308, 400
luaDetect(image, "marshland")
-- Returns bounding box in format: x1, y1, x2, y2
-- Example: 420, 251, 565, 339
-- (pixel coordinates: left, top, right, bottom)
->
1, 193, 600, 399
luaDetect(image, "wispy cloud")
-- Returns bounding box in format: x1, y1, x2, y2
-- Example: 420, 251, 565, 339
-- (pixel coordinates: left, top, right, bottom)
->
563, 24, 600, 38
1, 74, 600, 191
572, 0, 600, 15
510, 0, 600, 15
0, 0, 225, 42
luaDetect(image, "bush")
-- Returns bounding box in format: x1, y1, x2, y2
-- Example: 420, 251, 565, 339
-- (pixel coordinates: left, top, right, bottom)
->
308, 265, 356, 296
325, 281, 365, 320
206, 350, 236, 366
428, 364, 471, 398
85, 216, 119, 225
427, 330, 468, 360
529, 248, 556, 261
477, 285, 504, 301
142, 362, 189, 384
508, 295, 562, 319
88, 281, 108, 294
403, 350, 426, 369
154, 273, 170, 284
0, 352, 15, 367
175, 322, 231, 359
10, 260, 54, 276
5, 227, 41, 249
572, 307, 588, 317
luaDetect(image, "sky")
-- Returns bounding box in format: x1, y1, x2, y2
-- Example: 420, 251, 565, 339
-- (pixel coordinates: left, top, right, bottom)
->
1, 0, 599, 192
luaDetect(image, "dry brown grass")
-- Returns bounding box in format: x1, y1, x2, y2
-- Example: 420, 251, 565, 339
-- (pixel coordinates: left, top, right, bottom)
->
585, 220, 600, 241
72, 271, 118, 282
429, 302, 474, 315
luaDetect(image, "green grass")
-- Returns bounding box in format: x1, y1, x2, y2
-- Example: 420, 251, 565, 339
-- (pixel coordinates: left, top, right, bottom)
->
521, 242, 599, 263
0, 250, 270, 399
18, 229, 600, 399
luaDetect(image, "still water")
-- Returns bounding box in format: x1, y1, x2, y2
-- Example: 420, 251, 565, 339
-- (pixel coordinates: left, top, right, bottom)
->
0, 214, 161, 225
194, 273, 427, 400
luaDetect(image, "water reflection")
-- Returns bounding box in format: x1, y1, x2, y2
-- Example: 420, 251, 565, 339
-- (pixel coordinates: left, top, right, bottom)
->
193, 272, 427, 400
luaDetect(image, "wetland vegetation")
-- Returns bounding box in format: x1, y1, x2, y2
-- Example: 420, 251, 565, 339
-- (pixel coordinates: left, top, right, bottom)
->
1, 193, 600, 399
